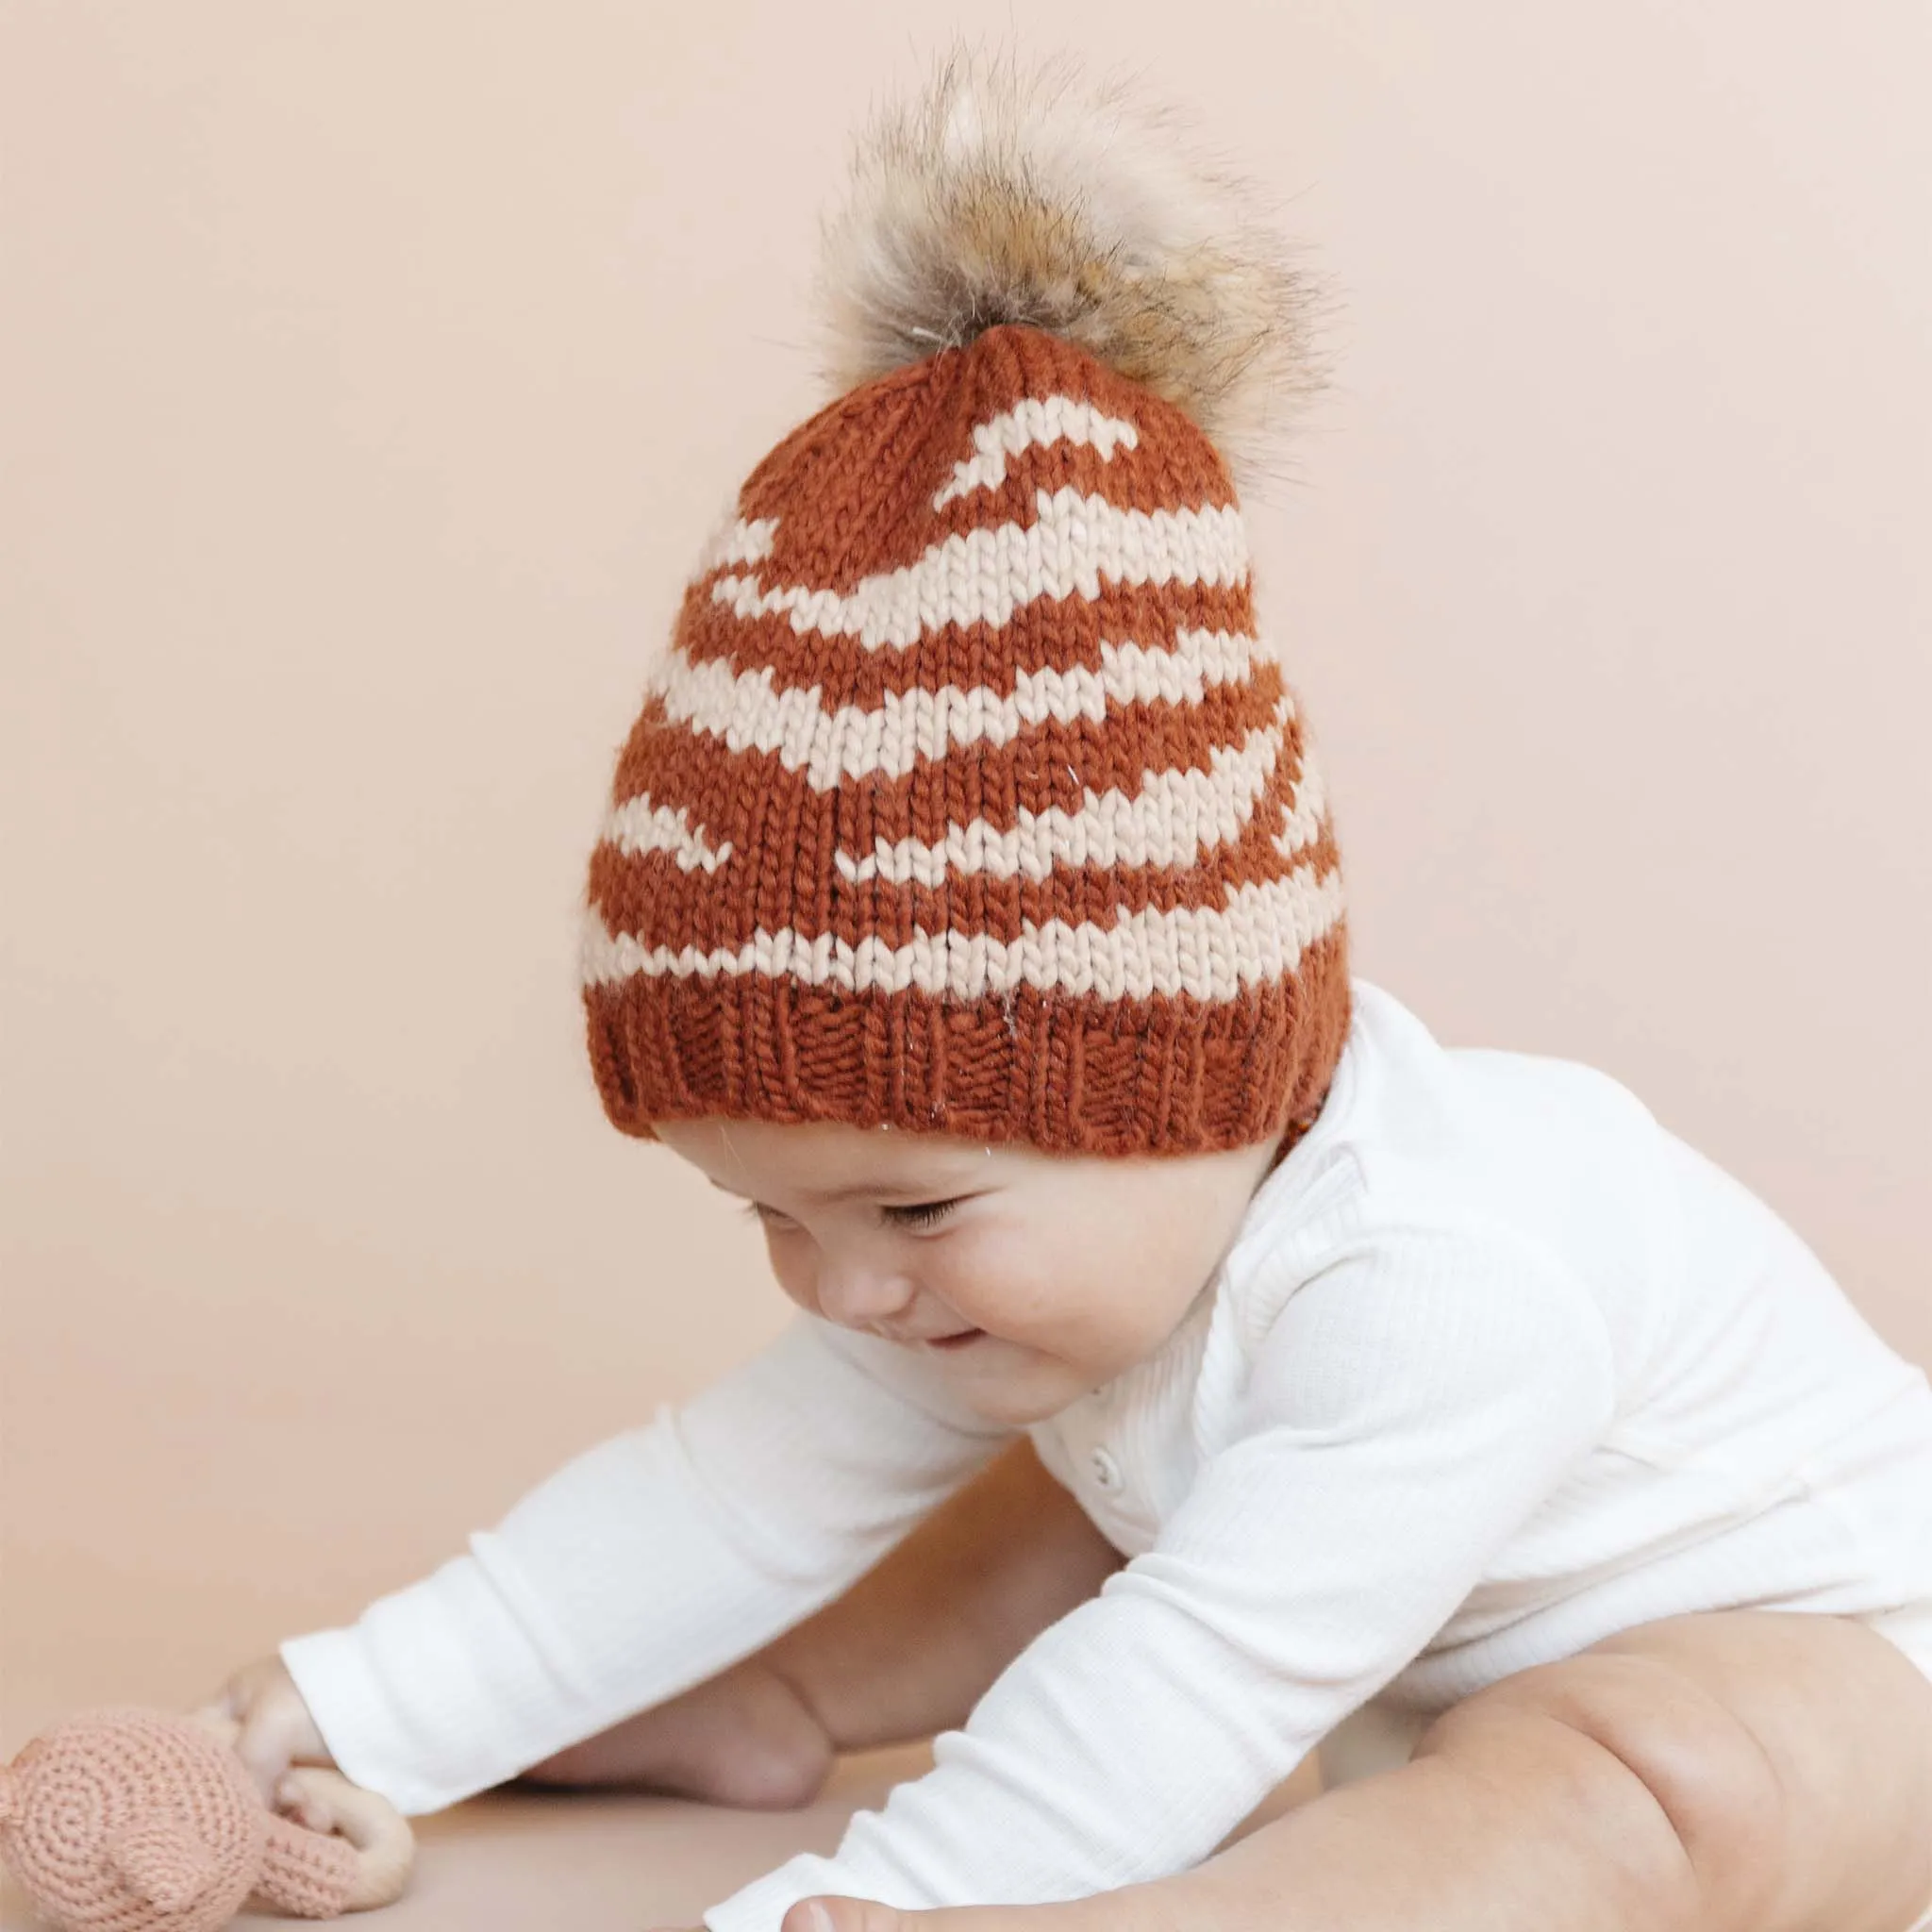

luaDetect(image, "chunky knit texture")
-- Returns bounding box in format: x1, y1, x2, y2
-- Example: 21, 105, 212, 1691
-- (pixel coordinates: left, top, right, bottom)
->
580, 324, 1351, 1153
0, 1707, 360, 1931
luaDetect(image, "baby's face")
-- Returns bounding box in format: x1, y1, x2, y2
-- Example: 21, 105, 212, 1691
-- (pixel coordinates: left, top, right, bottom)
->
654, 1116, 1286, 1424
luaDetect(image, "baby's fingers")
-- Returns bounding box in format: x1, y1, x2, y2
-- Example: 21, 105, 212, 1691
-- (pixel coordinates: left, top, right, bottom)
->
234, 1702, 317, 1804
275, 1773, 336, 1835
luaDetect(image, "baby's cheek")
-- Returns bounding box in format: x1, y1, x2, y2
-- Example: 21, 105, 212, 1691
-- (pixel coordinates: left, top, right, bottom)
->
939, 1235, 1087, 1344
763, 1231, 820, 1311
917, 1240, 997, 1321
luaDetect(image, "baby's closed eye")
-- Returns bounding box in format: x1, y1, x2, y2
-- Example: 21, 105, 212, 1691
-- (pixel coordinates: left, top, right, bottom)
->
737, 1197, 967, 1230
880, 1198, 963, 1230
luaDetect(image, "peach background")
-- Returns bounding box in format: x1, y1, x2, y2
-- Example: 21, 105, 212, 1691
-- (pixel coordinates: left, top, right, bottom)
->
3, 2, 1928, 1916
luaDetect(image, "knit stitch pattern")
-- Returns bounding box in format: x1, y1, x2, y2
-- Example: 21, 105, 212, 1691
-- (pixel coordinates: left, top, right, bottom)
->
0, 1707, 358, 1930
581, 325, 1350, 1153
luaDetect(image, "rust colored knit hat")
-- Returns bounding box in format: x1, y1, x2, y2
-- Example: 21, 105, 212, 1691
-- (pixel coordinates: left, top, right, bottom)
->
580, 49, 1352, 1157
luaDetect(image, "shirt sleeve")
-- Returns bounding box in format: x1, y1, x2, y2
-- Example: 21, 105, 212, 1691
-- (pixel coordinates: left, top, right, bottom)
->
703, 1224, 1619, 1928
277, 1311, 1016, 1815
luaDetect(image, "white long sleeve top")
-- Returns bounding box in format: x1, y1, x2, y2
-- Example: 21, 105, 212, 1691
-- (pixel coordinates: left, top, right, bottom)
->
279, 978, 1932, 1928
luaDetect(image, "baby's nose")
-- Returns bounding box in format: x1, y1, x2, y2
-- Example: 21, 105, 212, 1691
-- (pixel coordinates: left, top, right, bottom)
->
814, 1259, 917, 1331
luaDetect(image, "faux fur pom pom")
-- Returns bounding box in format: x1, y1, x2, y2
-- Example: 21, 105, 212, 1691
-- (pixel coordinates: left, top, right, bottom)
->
812, 43, 1331, 492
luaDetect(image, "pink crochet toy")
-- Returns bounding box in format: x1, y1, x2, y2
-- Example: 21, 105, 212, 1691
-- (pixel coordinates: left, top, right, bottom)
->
0, 1707, 414, 1931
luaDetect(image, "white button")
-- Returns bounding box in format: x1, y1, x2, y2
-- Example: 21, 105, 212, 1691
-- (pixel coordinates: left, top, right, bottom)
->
1088, 1446, 1123, 1491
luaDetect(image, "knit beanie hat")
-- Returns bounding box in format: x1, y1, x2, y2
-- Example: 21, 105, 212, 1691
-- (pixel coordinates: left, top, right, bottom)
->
579, 48, 1352, 1158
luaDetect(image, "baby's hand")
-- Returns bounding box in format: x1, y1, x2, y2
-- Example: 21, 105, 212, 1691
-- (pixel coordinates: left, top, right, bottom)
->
191, 1652, 337, 1809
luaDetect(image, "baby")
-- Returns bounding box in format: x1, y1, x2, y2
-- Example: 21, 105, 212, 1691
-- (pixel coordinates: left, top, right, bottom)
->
196, 48, 1932, 1932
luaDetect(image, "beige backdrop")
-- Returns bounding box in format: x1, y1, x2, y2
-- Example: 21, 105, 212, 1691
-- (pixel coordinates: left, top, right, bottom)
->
4, 0, 1928, 1820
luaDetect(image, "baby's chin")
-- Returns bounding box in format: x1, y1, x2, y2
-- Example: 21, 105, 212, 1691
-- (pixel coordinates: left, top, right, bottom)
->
934, 1339, 1102, 1425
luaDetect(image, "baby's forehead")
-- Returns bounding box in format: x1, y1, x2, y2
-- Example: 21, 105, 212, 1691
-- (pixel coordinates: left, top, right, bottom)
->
658, 1113, 1026, 1194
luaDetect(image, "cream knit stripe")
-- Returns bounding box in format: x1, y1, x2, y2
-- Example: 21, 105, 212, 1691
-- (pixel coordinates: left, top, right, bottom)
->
1271, 752, 1330, 858
689, 514, 781, 577
600, 728, 1329, 894
602, 799, 736, 874
652, 629, 1267, 788
580, 859, 1346, 1003
931, 396, 1141, 509
831, 694, 1297, 886
708, 488, 1249, 650
837, 724, 1331, 889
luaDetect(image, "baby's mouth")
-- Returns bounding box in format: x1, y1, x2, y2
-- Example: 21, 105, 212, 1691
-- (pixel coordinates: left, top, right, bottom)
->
924, 1328, 984, 1350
